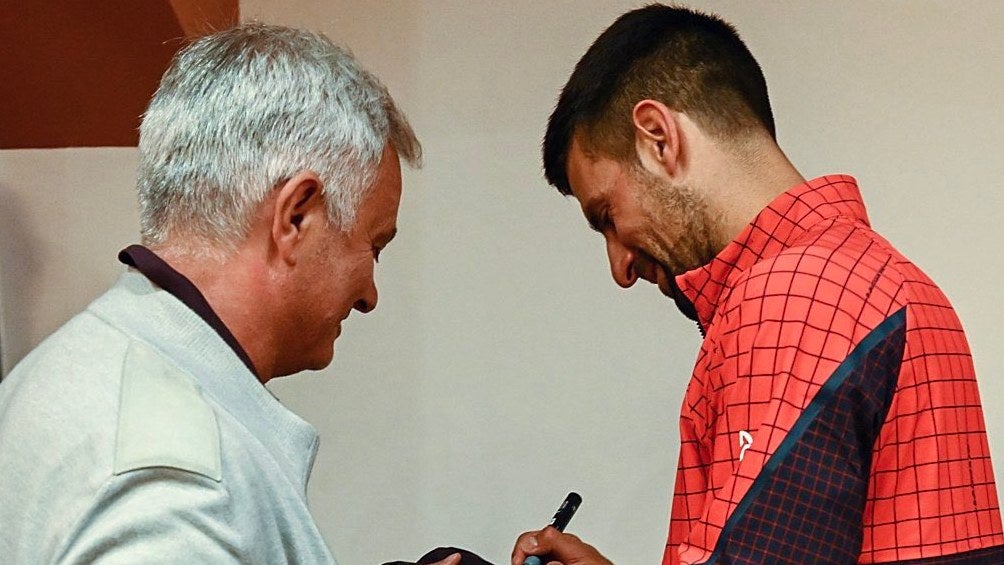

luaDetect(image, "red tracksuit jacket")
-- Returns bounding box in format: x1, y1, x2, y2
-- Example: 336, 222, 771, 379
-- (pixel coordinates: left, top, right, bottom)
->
665, 175, 1003, 564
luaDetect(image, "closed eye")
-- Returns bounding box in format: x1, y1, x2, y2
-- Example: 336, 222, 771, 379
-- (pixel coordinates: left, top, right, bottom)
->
587, 208, 613, 234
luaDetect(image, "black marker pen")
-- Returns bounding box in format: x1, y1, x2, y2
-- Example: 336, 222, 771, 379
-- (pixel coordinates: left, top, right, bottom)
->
523, 492, 582, 565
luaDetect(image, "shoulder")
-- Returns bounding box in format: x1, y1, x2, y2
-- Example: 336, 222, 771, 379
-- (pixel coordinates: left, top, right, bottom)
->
3, 324, 222, 481
0, 317, 223, 558
714, 219, 909, 358
114, 340, 222, 481
1, 310, 131, 460
732, 218, 905, 321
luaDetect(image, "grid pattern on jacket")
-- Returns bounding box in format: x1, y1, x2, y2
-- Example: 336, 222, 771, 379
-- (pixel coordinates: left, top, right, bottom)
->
705, 309, 905, 564
664, 176, 1003, 564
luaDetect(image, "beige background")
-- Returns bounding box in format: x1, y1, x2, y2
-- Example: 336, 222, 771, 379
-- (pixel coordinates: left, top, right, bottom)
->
1, 1, 1002, 562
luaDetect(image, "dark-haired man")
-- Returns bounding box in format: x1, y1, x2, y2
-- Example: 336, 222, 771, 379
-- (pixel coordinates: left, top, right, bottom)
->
514, 5, 1003, 565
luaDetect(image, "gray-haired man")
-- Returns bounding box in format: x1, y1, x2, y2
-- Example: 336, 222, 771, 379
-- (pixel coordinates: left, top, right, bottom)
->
0, 24, 457, 565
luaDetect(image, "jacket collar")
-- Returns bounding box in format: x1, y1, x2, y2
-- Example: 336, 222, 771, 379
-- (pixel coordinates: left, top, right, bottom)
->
673, 174, 869, 331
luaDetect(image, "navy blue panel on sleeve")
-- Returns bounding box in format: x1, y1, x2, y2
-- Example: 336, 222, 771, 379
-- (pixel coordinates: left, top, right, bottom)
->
703, 307, 907, 565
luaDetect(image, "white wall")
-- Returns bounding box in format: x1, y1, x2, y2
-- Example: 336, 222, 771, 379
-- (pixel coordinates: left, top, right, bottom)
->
1, 1, 1002, 563
0, 149, 139, 374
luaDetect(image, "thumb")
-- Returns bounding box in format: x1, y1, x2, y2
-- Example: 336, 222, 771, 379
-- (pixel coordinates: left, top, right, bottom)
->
432, 553, 462, 565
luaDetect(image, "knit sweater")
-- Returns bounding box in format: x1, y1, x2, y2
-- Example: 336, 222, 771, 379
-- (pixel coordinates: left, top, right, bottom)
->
0, 270, 337, 563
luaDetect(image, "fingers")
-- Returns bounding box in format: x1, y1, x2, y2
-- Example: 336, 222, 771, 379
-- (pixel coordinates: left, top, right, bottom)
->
512, 528, 544, 565
510, 529, 550, 561
511, 527, 613, 565
510, 527, 581, 564
430, 553, 461, 565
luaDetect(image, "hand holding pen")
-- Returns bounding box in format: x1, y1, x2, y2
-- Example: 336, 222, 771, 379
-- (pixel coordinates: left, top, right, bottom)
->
511, 493, 613, 565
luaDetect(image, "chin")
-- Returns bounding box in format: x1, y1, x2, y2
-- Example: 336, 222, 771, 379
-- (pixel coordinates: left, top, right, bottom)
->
654, 271, 673, 298
318, 348, 336, 370
302, 344, 336, 372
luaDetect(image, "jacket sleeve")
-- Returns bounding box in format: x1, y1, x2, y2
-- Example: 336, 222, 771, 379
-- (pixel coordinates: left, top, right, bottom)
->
682, 296, 907, 565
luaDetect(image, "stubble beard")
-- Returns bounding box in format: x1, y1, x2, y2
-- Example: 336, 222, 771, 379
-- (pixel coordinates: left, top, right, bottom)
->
635, 171, 719, 284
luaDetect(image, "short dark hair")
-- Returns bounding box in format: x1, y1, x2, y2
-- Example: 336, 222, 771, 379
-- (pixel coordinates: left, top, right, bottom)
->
543, 4, 775, 195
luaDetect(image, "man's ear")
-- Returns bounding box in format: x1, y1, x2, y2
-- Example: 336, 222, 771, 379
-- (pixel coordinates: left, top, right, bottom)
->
632, 99, 682, 178
272, 170, 325, 265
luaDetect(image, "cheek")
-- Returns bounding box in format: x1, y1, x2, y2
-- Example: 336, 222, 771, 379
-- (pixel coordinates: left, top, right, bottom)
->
329, 258, 375, 310
615, 216, 654, 250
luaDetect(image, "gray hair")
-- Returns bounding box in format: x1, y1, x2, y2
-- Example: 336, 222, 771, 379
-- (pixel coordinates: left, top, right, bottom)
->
137, 23, 421, 248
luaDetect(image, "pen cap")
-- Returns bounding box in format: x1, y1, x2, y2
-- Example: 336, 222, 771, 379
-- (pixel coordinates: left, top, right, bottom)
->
550, 492, 582, 532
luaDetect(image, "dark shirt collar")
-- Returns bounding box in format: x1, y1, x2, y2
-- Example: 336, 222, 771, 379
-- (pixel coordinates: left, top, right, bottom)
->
118, 244, 259, 377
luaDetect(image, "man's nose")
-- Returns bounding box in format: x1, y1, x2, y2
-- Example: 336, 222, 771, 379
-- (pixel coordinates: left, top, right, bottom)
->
606, 237, 638, 288
353, 280, 378, 313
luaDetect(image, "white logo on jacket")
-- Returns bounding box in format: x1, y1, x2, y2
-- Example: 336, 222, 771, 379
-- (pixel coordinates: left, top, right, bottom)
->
738, 430, 754, 462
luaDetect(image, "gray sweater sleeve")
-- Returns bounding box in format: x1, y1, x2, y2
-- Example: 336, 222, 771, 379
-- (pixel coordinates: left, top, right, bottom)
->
56, 468, 248, 564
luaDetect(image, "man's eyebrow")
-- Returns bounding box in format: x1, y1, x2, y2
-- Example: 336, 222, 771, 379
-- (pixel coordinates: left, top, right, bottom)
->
582, 202, 602, 233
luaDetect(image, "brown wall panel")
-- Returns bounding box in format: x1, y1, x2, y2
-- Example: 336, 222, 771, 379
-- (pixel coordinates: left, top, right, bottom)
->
0, 0, 237, 149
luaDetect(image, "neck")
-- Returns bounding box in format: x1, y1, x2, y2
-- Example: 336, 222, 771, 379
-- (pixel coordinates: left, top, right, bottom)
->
150, 241, 279, 383
699, 135, 805, 251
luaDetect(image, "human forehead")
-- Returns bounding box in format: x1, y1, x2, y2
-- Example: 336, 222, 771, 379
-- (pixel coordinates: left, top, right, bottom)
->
355, 147, 402, 235
566, 136, 626, 212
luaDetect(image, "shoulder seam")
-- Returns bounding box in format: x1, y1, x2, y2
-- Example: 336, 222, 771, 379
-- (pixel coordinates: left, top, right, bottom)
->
114, 340, 222, 482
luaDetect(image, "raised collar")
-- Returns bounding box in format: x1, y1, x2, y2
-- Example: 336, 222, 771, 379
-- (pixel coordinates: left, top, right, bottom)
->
673, 174, 870, 331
